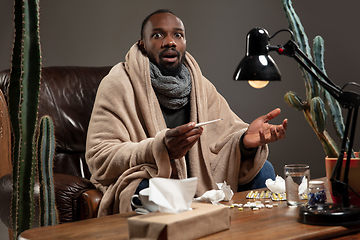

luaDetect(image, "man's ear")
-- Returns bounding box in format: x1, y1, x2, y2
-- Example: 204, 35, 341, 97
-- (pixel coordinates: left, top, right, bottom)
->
138, 39, 146, 54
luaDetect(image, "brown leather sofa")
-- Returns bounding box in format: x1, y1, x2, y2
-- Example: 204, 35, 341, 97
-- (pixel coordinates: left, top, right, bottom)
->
0, 66, 112, 231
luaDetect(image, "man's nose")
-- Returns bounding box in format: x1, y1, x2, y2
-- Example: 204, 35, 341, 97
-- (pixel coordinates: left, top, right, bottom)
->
162, 35, 177, 48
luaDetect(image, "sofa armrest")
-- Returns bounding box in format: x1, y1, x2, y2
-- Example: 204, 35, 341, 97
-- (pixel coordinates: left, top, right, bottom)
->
78, 189, 103, 220
0, 172, 103, 229
0, 173, 13, 229
54, 173, 102, 223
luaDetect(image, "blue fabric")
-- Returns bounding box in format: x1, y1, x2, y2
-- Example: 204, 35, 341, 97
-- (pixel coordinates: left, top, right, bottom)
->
238, 160, 275, 191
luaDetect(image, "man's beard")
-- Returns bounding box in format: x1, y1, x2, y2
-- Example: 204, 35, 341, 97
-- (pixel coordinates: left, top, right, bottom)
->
157, 49, 186, 76
158, 61, 183, 76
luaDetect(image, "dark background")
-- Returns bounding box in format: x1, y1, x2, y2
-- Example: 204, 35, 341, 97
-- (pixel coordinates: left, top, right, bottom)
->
1, 0, 359, 181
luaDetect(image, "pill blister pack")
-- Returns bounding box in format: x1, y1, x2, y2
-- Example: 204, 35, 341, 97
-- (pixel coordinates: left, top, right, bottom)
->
246, 190, 287, 201
229, 200, 278, 211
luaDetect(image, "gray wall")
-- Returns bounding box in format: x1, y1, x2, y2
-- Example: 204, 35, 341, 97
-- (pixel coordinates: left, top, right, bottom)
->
0, 2, 359, 236
2, 0, 360, 180
2, 0, 360, 178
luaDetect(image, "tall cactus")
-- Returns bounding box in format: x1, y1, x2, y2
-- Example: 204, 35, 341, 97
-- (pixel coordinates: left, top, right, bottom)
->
282, 0, 349, 158
10, 0, 42, 237
37, 115, 59, 226
8, 0, 58, 238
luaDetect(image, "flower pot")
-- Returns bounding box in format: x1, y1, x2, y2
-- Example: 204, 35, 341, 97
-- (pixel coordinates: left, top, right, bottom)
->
325, 152, 360, 206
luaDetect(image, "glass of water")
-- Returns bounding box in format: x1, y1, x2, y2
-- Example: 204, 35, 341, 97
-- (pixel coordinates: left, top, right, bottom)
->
284, 164, 310, 206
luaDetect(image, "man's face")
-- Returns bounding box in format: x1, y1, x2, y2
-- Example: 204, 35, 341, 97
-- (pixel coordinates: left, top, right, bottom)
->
139, 13, 186, 76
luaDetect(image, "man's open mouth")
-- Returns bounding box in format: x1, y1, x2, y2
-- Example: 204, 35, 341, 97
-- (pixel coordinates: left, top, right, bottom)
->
161, 50, 179, 63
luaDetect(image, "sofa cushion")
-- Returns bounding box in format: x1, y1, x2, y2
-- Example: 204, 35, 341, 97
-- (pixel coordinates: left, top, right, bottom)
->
0, 66, 112, 179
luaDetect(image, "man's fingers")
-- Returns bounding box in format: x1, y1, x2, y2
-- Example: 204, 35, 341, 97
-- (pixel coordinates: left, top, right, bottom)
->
178, 132, 201, 148
166, 122, 196, 137
245, 109, 287, 148
283, 118, 288, 130
184, 134, 201, 150
269, 127, 278, 141
166, 129, 201, 149
165, 125, 203, 159
259, 130, 266, 145
166, 133, 201, 159
263, 108, 281, 122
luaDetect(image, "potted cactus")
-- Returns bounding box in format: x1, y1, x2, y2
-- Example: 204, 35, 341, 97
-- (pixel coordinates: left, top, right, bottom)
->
281, 0, 360, 206
10, 0, 58, 238
281, 0, 352, 159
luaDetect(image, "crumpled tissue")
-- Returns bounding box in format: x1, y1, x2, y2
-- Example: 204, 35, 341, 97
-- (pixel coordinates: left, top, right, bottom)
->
193, 181, 234, 204
265, 175, 286, 194
148, 177, 197, 214
288, 175, 308, 195
298, 176, 308, 195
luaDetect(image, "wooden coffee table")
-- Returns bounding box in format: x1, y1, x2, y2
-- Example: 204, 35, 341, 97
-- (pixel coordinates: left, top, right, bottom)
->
19, 178, 360, 240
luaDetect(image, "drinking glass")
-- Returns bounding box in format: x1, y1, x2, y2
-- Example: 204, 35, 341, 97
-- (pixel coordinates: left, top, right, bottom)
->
284, 164, 310, 206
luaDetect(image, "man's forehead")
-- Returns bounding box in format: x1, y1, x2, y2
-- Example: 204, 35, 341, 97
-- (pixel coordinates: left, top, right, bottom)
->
146, 13, 185, 32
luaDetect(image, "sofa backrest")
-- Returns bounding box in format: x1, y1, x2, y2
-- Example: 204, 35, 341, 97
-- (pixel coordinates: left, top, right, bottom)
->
0, 66, 112, 179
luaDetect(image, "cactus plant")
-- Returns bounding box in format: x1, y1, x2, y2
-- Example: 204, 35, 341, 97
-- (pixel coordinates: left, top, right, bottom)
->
281, 0, 351, 158
37, 115, 59, 226
9, 0, 58, 238
10, 0, 42, 237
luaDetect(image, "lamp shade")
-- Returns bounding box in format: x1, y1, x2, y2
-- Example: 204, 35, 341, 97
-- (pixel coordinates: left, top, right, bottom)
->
233, 28, 281, 81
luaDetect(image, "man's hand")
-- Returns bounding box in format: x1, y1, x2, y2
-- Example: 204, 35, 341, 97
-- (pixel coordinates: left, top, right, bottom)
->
164, 122, 203, 159
243, 108, 288, 149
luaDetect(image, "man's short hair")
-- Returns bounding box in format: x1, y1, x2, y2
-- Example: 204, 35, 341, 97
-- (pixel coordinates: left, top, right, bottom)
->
140, 9, 176, 39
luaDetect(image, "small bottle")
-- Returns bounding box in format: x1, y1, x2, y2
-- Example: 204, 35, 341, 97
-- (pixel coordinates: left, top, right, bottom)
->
308, 180, 327, 205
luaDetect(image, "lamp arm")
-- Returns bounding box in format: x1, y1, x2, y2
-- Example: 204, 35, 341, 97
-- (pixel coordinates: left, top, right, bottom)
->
274, 40, 343, 102
273, 38, 360, 207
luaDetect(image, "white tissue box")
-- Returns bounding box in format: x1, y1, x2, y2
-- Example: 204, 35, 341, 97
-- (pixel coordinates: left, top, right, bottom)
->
127, 202, 230, 240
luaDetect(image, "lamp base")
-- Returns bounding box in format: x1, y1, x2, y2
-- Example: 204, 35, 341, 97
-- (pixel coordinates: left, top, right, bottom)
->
299, 203, 360, 226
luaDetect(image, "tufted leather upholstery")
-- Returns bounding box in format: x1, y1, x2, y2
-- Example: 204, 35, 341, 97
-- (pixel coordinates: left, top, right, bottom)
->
0, 66, 111, 229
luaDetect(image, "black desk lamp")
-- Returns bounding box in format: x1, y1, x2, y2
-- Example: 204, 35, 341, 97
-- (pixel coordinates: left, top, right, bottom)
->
234, 27, 360, 225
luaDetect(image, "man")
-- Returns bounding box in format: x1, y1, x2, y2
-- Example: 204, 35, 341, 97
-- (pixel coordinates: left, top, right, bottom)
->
86, 9, 287, 216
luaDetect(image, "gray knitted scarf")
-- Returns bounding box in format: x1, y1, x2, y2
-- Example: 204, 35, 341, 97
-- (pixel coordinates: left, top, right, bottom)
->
150, 62, 192, 110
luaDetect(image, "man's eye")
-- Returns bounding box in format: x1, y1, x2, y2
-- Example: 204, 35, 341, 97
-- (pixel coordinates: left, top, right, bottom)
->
175, 33, 183, 38
152, 33, 163, 38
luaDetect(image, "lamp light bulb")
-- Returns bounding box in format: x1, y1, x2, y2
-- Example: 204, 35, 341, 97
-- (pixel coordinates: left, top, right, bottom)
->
248, 80, 269, 89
